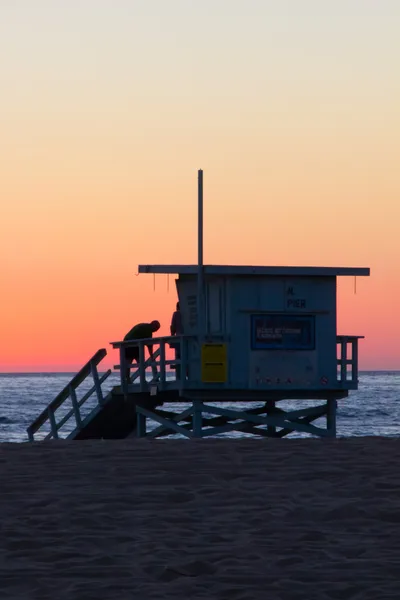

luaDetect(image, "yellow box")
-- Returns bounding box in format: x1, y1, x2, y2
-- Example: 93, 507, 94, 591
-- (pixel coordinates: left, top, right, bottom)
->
201, 343, 227, 383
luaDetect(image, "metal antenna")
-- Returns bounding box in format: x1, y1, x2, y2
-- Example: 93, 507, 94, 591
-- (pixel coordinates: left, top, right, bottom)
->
197, 169, 204, 337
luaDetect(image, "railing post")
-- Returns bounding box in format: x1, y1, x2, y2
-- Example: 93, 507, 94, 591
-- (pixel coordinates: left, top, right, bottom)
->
180, 337, 187, 385
120, 346, 129, 399
352, 338, 358, 383
160, 340, 166, 390
48, 408, 59, 439
90, 361, 104, 405
27, 429, 34, 443
70, 385, 82, 429
150, 344, 158, 382
139, 342, 146, 392
336, 338, 339, 382
341, 338, 347, 382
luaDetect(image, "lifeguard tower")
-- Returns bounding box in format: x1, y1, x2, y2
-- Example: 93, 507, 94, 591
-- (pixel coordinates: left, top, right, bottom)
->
27, 171, 370, 442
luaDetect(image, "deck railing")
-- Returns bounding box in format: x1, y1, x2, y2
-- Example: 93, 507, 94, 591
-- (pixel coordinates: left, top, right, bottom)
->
27, 349, 112, 442
112, 334, 363, 393
111, 335, 195, 394
336, 335, 363, 386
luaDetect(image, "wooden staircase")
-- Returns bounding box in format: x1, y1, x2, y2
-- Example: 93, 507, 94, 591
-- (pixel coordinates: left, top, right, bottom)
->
26, 349, 160, 441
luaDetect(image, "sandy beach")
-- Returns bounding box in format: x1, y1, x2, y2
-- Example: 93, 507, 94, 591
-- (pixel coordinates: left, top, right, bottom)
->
1, 437, 400, 599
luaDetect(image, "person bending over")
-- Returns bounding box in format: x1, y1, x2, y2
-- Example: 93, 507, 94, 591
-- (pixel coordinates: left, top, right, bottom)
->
123, 320, 160, 381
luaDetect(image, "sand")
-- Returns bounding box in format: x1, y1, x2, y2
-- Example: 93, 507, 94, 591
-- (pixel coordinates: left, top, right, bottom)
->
1, 437, 400, 599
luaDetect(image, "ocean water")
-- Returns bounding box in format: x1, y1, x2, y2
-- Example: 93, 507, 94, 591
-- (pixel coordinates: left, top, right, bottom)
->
0, 372, 399, 443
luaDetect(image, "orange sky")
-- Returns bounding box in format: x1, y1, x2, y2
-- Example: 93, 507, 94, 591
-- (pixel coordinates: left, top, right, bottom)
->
1, 1, 399, 371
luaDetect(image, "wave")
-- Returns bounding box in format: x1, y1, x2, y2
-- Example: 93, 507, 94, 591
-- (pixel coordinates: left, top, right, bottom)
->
0, 416, 13, 424
339, 408, 392, 419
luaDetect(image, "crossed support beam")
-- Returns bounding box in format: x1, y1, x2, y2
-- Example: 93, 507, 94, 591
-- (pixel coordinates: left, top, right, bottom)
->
136, 398, 337, 439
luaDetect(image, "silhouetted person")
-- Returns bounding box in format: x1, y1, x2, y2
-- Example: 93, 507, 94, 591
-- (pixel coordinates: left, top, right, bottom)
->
124, 320, 160, 381
170, 302, 182, 337
170, 302, 183, 378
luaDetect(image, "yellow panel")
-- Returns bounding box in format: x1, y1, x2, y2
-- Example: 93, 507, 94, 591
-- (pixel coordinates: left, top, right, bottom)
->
201, 343, 227, 383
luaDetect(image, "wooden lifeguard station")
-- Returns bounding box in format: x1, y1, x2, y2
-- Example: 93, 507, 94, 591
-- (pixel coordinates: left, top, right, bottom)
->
27, 171, 370, 441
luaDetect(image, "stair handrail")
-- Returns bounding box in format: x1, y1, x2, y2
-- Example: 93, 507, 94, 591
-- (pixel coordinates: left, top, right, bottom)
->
27, 348, 108, 441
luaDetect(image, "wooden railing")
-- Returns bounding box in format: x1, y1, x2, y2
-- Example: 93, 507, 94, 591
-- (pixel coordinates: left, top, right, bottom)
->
111, 335, 193, 394
336, 336, 364, 386
27, 349, 112, 442
111, 335, 362, 392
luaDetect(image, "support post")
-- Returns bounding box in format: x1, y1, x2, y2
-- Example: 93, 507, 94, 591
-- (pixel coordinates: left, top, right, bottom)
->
193, 400, 203, 437
266, 400, 276, 436
326, 398, 337, 437
137, 411, 147, 437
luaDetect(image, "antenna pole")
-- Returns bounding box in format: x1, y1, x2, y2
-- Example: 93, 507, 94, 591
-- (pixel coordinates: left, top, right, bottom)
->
197, 169, 204, 337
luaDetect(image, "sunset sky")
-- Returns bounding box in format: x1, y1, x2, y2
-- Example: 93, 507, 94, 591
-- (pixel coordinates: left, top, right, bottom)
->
1, 0, 399, 371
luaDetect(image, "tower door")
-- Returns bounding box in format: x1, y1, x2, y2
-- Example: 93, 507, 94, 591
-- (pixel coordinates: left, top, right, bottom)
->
206, 279, 225, 335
